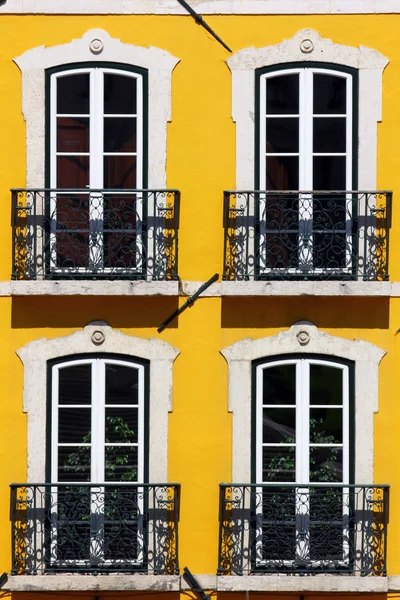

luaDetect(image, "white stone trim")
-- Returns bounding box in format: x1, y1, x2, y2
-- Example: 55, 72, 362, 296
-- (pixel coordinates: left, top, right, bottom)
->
5, 574, 393, 593
4, 575, 180, 592
1, 279, 400, 296
216, 576, 389, 593
17, 325, 179, 482
13, 29, 179, 188
227, 29, 388, 189
221, 323, 385, 483
3, 0, 400, 14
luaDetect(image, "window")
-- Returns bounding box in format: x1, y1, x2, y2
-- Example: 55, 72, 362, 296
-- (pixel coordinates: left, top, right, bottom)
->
258, 67, 354, 191
13, 30, 180, 281
255, 65, 357, 275
219, 326, 388, 576
47, 65, 146, 274
224, 30, 390, 281
49, 356, 148, 485
253, 356, 353, 568
255, 356, 352, 486
15, 326, 180, 575
46, 355, 148, 569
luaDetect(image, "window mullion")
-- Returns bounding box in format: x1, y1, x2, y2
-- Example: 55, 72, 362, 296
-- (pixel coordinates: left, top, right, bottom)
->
52, 366, 60, 483
137, 365, 145, 483
342, 366, 350, 485
295, 360, 303, 483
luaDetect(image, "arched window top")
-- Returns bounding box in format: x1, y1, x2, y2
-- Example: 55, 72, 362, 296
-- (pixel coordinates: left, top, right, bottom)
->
48, 354, 149, 485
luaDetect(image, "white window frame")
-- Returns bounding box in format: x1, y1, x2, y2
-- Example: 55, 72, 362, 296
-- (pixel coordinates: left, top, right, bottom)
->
51, 357, 145, 484
256, 357, 350, 485
14, 28, 180, 189
259, 67, 353, 191
50, 355, 147, 568
49, 66, 145, 274
255, 356, 350, 567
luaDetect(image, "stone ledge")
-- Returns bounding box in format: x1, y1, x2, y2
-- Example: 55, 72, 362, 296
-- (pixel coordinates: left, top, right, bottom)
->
6, 280, 179, 296
221, 281, 393, 297
5, 574, 394, 593
1, 279, 400, 298
217, 575, 389, 593
5, 575, 180, 592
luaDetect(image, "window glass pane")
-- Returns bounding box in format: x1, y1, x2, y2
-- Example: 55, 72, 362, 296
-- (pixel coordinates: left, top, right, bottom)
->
313, 156, 346, 190
57, 73, 90, 114
313, 118, 346, 153
266, 117, 299, 153
58, 407, 91, 443
266, 156, 299, 190
57, 156, 89, 188
263, 446, 295, 482
310, 408, 342, 443
57, 117, 89, 153
58, 446, 91, 482
59, 364, 91, 405
263, 408, 295, 443
104, 74, 137, 114
105, 364, 139, 405
309, 447, 343, 483
266, 74, 299, 115
262, 364, 296, 405
104, 156, 137, 189
105, 446, 138, 482
310, 364, 343, 405
105, 407, 138, 443
313, 74, 347, 115
104, 118, 137, 152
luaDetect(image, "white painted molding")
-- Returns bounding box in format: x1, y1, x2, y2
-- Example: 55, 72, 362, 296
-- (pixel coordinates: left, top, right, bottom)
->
14, 29, 180, 188
227, 29, 388, 189
17, 325, 180, 482
2, 0, 400, 14
5, 574, 393, 593
1, 279, 399, 296
221, 323, 385, 483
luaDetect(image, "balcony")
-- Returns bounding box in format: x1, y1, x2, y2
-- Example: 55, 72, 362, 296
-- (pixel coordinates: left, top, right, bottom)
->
218, 484, 389, 576
10, 483, 180, 575
11, 189, 180, 281
223, 191, 392, 281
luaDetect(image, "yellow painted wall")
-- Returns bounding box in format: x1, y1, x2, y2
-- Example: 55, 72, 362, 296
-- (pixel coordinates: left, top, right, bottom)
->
1, 11, 400, 590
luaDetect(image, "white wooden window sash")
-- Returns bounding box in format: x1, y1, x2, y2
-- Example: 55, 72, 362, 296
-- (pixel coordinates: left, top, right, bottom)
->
50, 357, 145, 566
258, 68, 353, 275
255, 357, 350, 565
49, 67, 144, 274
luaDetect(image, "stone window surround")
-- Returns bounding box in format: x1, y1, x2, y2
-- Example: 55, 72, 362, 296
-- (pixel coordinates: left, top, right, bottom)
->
17, 324, 180, 482
221, 323, 386, 483
14, 28, 180, 188
227, 28, 388, 190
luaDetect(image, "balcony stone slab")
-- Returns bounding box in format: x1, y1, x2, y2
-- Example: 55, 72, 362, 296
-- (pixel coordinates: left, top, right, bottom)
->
5, 575, 180, 592
216, 575, 389, 593
220, 281, 393, 297
5, 280, 179, 296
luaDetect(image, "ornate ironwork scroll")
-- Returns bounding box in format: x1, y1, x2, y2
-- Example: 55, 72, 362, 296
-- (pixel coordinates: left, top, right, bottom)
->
10, 483, 180, 575
11, 189, 180, 281
218, 484, 389, 576
223, 191, 392, 281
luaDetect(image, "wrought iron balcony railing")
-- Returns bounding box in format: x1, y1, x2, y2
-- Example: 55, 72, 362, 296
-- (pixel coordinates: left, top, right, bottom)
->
10, 483, 180, 575
223, 191, 392, 281
11, 189, 180, 281
218, 484, 389, 576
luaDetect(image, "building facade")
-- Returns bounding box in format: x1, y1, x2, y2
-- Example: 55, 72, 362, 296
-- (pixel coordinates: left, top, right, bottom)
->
1, 1, 400, 599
